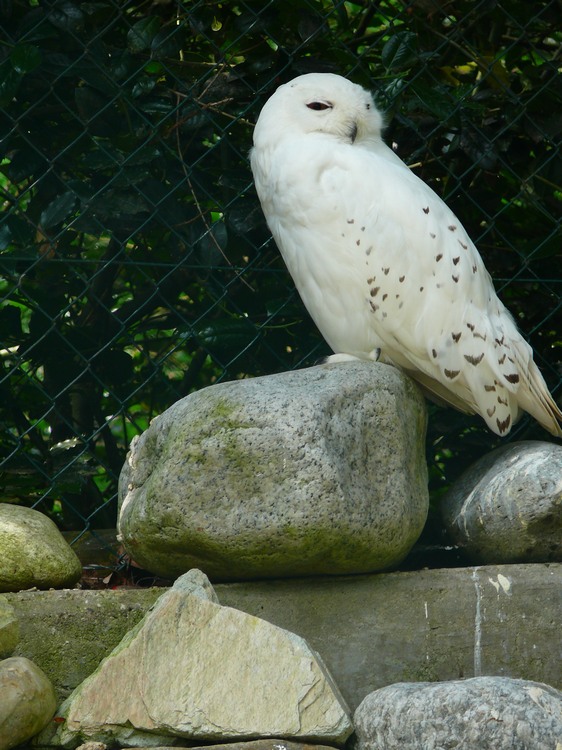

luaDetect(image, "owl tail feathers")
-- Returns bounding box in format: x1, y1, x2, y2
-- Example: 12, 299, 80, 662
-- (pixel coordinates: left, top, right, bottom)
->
516, 367, 562, 438
405, 360, 561, 437
409, 371, 523, 437
461, 362, 562, 438
405, 368, 477, 415
503, 340, 562, 437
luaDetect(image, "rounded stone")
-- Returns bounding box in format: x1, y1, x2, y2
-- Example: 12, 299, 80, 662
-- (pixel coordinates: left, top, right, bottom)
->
118, 362, 428, 581
0, 656, 57, 750
354, 677, 562, 750
0, 504, 82, 592
441, 440, 562, 564
0, 599, 19, 658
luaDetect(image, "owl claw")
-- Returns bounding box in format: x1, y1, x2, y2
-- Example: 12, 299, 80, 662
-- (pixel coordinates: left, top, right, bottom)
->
319, 349, 381, 365
319, 353, 360, 365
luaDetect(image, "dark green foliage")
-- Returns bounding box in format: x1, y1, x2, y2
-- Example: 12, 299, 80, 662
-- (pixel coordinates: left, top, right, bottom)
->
0, 0, 560, 534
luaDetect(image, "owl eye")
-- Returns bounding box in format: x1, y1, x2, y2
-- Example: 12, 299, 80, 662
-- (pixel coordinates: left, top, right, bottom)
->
307, 101, 332, 111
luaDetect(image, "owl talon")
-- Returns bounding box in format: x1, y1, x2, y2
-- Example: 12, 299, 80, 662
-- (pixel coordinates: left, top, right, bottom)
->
321, 353, 360, 365
318, 350, 381, 365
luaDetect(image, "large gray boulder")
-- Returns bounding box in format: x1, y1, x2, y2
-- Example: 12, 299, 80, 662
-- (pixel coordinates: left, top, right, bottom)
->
354, 677, 562, 750
441, 441, 562, 564
0, 504, 82, 592
54, 569, 352, 748
0, 656, 57, 750
118, 362, 428, 580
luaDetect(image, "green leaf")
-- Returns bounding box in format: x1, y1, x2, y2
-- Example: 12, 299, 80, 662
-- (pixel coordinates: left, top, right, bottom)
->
381, 32, 419, 72
0, 63, 21, 107
196, 222, 228, 267
95, 349, 134, 387
5, 150, 47, 182
374, 78, 407, 110
47, 2, 85, 33
88, 189, 148, 218
39, 192, 77, 229
144, 61, 163, 75
127, 17, 161, 53
227, 203, 264, 234
0, 223, 12, 251
195, 318, 258, 357
150, 28, 182, 58
10, 44, 42, 74
132, 77, 156, 98
111, 165, 153, 188
409, 81, 457, 121
0, 304, 24, 339
0, 216, 34, 248
75, 87, 122, 137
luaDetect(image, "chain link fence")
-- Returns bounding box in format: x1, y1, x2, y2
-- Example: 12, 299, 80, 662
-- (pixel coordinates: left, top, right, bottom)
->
1, 0, 561, 550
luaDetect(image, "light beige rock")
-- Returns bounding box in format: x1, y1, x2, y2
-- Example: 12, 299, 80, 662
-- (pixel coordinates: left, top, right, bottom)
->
0, 598, 18, 657
125, 743, 339, 750
0, 504, 82, 592
0, 656, 57, 750
118, 361, 428, 580
56, 570, 352, 748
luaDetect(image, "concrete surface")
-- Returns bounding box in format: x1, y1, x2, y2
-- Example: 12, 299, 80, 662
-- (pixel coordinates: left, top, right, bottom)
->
2, 563, 560, 712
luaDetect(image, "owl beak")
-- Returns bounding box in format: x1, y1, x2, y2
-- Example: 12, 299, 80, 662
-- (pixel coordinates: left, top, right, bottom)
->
349, 123, 358, 143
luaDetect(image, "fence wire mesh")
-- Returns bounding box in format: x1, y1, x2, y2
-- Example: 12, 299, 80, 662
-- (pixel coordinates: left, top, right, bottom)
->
1, 0, 561, 546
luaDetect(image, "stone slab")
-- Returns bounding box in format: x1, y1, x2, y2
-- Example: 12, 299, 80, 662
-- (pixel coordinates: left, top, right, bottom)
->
56, 571, 351, 747
2, 564, 561, 714
0, 598, 18, 657
125, 743, 339, 750
3, 589, 162, 702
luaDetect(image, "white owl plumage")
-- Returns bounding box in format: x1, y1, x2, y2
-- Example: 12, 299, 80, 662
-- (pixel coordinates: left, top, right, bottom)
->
250, 73, 562, 437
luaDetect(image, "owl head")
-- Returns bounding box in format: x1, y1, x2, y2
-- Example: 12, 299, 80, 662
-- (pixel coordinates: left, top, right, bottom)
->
253, 73, 384, 148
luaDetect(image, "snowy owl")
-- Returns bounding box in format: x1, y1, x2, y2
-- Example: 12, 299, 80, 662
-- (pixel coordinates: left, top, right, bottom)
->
250, 73, 562, 437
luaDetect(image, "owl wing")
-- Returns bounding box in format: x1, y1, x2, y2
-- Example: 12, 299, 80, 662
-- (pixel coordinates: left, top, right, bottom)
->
255, 136, 561, 436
